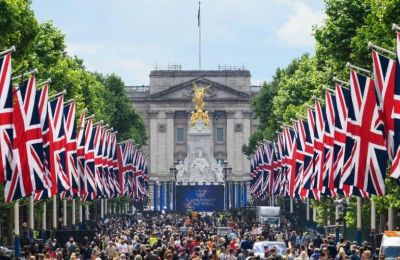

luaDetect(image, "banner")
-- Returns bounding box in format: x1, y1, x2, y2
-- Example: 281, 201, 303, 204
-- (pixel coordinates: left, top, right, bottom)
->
176, 185, 224, 212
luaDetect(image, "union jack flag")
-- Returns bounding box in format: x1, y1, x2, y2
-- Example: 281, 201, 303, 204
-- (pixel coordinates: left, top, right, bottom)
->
313, 101, 326, 194
102, 129, 111, 198
48, 95, 70, 196
391, 33, 400, 179
5, 77, 47, 202
298, 111, 320, 200
33, 85, 53, 202
117, 141, 134, 197
63, 101, 78, 197
93, 124, 104, 197
82, 117, 96, 201
340, 70, 388, 196
113, 135, 121, 197
332, 84, 366, 197
272, 138, 282, 195
272, 135, 284, 196
283, 127, 296, 197
323, 91, 337, 196
0, 53, 12, 184
134, 153, 146, 200
76, 112, 86, 197
260, 142, 273, 195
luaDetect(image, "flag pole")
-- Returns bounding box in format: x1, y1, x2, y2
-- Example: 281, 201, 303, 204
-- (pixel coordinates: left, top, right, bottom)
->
0, 45, 16, 57
346, 62, 371, 76
42, 201, 46, 242
63, 199, 67, 228
29, 195, 34, 238
332, 77, 350, 87
14, 200, 21, 258
198, 1, 202, 70
72, 198, 76, 227
37, 78, 52, 88
12, 68, 38, 81
49, 90, 66, 100
367, 42, 396, 57
52, 196, 57, 230
356, 197, 362, 244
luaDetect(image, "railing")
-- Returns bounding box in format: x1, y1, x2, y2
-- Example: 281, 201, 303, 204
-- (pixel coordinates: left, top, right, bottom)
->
126, 86, 149, 93
218, 64, 246, 70
154, 64, 182, 70
251, 86, 262, 93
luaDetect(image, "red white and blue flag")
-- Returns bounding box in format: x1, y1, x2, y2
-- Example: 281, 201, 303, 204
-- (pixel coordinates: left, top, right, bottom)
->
63, 101, 78, 197
0, 53, 12, 184
5, 78, 47, 202
340, 70, 388, 196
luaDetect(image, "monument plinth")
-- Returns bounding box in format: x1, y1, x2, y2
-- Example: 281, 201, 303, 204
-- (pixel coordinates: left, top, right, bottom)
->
175, 84, 223, 184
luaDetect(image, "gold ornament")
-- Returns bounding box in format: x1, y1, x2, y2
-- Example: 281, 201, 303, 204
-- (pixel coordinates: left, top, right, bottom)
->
190, 82, 210, 126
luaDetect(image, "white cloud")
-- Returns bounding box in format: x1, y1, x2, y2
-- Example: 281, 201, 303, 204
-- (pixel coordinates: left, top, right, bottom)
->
276, 1, 325, 47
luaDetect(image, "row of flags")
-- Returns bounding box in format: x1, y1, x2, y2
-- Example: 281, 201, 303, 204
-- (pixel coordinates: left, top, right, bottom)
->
0, 50, 148, 203
250, 27, 400, 200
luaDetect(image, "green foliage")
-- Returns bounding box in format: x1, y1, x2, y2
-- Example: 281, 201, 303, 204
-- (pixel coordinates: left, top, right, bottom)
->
0, 0, 147, 204
245, 0, 400, 227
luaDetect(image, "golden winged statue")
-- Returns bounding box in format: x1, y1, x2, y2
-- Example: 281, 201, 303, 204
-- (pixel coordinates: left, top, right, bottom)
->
190, 82, 211, 126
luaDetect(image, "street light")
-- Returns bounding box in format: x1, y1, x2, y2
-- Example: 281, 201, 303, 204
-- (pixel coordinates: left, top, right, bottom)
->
223, 160, 232, 210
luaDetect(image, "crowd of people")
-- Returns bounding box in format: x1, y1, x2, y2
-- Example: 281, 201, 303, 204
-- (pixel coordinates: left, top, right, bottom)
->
0, 211, 391, 260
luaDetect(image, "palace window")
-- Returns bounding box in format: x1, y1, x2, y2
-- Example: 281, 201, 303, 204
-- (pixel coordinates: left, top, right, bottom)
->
176, 127, 184, 143
216, 127, 224, 143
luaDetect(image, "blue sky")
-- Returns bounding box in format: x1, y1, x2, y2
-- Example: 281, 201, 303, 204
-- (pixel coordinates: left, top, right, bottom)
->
32, 0, 325, 86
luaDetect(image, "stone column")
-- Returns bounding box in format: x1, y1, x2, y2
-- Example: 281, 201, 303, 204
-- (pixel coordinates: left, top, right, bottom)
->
149, 110, 159, 178
153, 182, 158, 211
160, 182, 164, 211
226, 111, 235, 168
166, 182, 171, 211
166, 111, 175, 172
242, 111, 252, 176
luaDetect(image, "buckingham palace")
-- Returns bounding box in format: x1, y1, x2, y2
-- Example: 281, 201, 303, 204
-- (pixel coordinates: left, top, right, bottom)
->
125, 66, 260, 211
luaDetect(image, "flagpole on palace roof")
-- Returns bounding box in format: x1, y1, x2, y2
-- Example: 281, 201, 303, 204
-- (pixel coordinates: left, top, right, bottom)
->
198, 1, 202, 70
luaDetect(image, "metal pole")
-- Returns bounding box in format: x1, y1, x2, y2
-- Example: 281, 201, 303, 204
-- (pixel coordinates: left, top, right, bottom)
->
0, 45, 16, 57
388, 207, 394, 230
52, 196, 57, 229
371, 199, 376, 250
29, 195, 34, 234
313, 207, 317, 222
356, 197, 362, 245
371, 199, 376, 232
14, 201, 20, 258
63, 200, 67, 228
198, 1, 201, 70
306, 199, 310, 221
42, 202, 46, 242
290, 198, 294, 214
72, 199, 76, 227
79, 202, 83, 230
335, 206, 339, 243
12, 68, 38, 81
105, 199, 108, 216
100, 199, 104, 219
85, 204, 89, 220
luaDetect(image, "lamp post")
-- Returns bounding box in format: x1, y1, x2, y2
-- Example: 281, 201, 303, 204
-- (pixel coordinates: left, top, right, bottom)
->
169, 160, 178, 211
223, 160, 232, 210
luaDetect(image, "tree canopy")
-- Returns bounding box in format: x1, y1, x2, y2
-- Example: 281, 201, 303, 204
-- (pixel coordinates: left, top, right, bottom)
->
0, 0, 146, 146
245, 0, 400, 225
